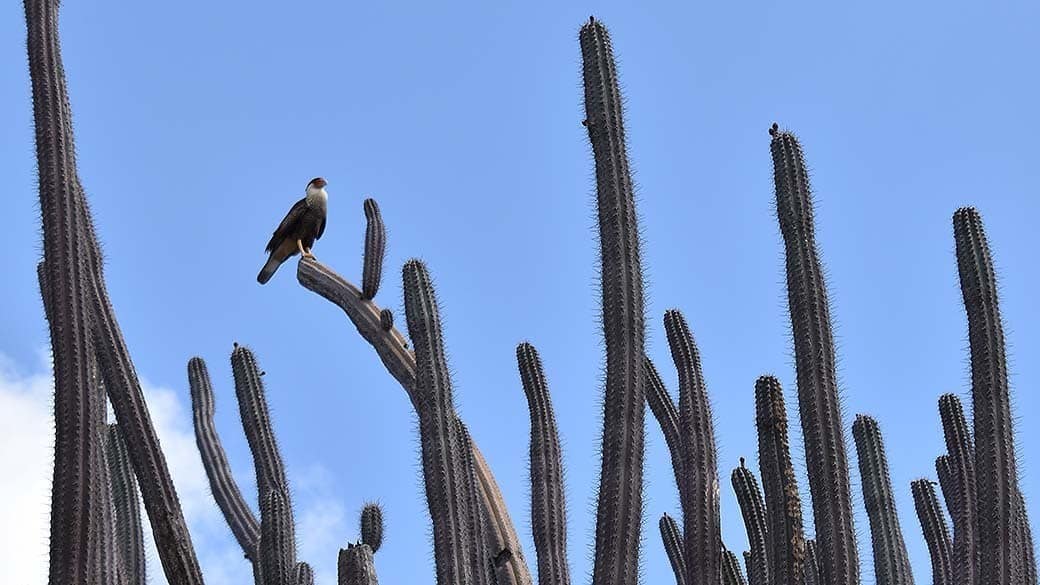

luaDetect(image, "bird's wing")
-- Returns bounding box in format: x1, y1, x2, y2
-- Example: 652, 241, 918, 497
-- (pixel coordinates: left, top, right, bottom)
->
315, 214, 326, 240
265, 197, 308, 252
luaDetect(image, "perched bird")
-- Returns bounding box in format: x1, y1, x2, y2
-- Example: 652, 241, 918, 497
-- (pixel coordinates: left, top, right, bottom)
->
257, 177, 329, 284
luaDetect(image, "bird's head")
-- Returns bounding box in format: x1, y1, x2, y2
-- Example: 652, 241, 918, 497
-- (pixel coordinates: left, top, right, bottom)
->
307, 177, 328, 192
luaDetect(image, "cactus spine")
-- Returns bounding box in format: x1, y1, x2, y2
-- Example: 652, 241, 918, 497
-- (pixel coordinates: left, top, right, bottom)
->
732, 461, 769, 585
912, 479, 953, 585
953, 207, 1026, 585
851, 415, 914, 585
754, 376, 805, 585
517, 342, 571, 585
770, 123, 859, 585
361, 198, 386, 300
579, 17, 647, 585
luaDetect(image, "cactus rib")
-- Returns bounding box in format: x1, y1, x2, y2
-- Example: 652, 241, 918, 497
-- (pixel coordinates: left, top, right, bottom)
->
804, 540, 820, 585
294, 562, 315, 585
723, 549, 749, 585
260, 487, 297, 585
852, 415, 914, 585
105, 424, 146, 585
361, 198, 386, 300
754, 375, 806, 585
580, 17, 647, 585
770, 123, 859, 585
517, 342, 571, 585
188, 356, 261, 560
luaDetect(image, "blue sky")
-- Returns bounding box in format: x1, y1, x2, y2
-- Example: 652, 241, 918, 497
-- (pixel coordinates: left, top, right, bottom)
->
1, 1, 1038, 583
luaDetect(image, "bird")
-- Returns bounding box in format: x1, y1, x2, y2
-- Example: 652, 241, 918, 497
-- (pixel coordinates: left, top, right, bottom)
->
257, 177, 329, 284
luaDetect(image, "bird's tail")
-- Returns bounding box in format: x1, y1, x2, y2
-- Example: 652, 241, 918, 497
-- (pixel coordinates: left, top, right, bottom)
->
257, 255, 282, 284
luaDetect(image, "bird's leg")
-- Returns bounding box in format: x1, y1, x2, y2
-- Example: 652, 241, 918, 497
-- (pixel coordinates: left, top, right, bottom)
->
297, 239, 316, 260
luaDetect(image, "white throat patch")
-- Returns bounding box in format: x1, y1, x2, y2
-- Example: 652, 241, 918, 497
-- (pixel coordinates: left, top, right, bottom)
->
306, 186, 328, 207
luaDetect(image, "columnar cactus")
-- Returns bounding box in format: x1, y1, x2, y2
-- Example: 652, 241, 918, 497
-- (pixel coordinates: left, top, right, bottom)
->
731, 460, 769, 585
659, 513, 687, 585
104, 424, 146, 585
770, 123, 859, 585
361, 198, 386, 300
754, 375, 805, 585
360, 504, 384, 553
723, 549, 749, 585
260, 487, 298, 585
952, 207, 1028, 585
911, 479, 953, 585
936, 393, 976, 585
803, 541, 820, 585
338, 544, 379, 585
579, 17, 647, 585
851, 415, 914, 585
517, 342, 571, 585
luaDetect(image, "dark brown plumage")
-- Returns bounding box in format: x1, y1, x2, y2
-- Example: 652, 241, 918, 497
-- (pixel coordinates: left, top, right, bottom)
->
257, 177, 328, 284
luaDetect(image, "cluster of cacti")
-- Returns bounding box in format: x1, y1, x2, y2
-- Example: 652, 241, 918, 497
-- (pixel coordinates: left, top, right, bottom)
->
22, 1, 1036, 584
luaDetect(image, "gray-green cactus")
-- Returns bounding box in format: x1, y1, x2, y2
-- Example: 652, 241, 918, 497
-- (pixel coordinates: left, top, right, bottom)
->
770, 123, 859, 585
852, 415, 914, 585
579, 17, 647, 585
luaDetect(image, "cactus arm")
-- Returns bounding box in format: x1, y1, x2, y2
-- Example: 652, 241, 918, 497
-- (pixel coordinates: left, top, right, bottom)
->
259, 487, 297, 585
803, 540, 820, 585
723, 549, 749, 585
516, 342, 571, 585
457, 419, 494, 584
731, 462, 770, 585
659, 513, 687, 585
644, 356, 686, 505
294, 562, 315, 585
662, 310, 721, 585
361, 198, 387, 300
953, 207, 1026, 585
936, 394, 976, 585
360, 503, 384, 553
403, 259, 486, 585
188, 356, 261, 559
851, 415, 914, 585
338, 544, 380, 585
911, 480, 953, 585
754, 376, 806, 585
231, 346, 291, 509
105, 424, 146, 585
770, 124, 859, 585
297, 258, 531, 585
579, 17, 647, 585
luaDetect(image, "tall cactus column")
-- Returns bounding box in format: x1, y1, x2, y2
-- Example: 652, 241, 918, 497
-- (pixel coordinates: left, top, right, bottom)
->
579, 17, 647, 585
770, 124, 859, 585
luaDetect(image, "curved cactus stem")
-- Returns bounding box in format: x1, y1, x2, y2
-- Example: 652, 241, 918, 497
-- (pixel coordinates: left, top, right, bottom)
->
456, 419, 494, 585
770, 123, 859, 585
361, 198, 386, 300
723, 549, 749, 585
851, 415, 914, 585
936, 393, 976, 585
360, 503, 384, 553
294, 562, 314, 585
912, 479, 953, 585
259, 487, 297, 585
105, 424, 146, 585
188, 356, 261, 560
403, 259, 487, 585
297, 258, 531, 585
338, 543, 380, 585
579, 17, 647, 585
662, 310, 721, 585
231, 346, 291, 511
25, 2, 203, 581
754, 375, 806, 585
953, 207, 1026, 585
732, 460, 769, 585
645, 357, 686, 505
517, 342, 571, 585
659, 513, 687, 585
770, 122, 863, 581
803, 540, 820, 585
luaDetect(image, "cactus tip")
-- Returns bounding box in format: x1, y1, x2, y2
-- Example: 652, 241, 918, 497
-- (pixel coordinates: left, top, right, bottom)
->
769, 122, 779, 136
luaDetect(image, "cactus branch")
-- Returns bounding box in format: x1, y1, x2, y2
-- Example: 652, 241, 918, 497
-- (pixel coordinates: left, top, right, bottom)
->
659, 513, 687, 585
517, 342, 571, 585
723, 549, 749, 585
360, 503, 384, 554
105, 424, 146, 585
259, 487, 297, 585
851, 415, 914, 585
770, 123, 859, 585
338, 544, 379, 585
911, 479, 953, 585
937, 393, 976, 585
732, 461, 769, 585
361, 198, 386, 300
580, 17, 647, 584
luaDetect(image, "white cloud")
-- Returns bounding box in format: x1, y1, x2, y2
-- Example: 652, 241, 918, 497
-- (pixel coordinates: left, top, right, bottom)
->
0, 351, 353, 585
